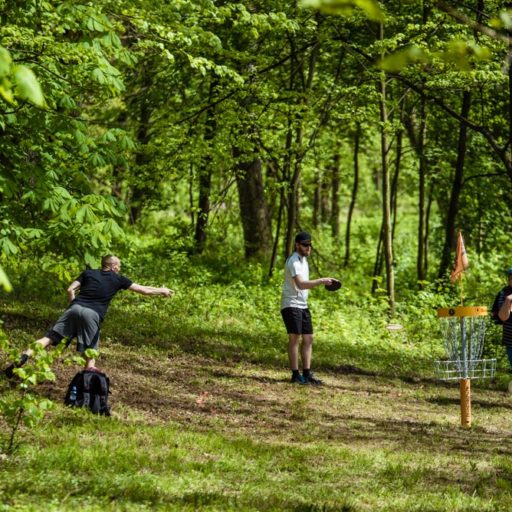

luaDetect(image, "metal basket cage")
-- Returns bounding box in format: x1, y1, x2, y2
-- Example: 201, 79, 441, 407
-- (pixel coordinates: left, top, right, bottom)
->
435, 310, 495, 381
434, 358, 496, 381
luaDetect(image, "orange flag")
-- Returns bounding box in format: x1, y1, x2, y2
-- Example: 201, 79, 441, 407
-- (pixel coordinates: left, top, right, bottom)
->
450, 231, 469, 282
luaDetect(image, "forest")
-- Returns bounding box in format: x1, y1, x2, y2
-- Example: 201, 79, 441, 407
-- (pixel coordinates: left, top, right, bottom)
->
1, 0, 512, 299
2, 1, 512, 511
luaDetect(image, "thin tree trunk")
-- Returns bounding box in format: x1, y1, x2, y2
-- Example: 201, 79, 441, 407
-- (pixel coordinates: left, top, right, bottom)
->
379, 24, 395, 317
194, 82, 216, 254
417, 98, 428, 285
372, 229, 384, 294
188, 163, 195, 227
129, 68, 152, 224
344, 125, 360, 267
391, 126, 402, 243
313, 168, 321, 228
320, 177, 329, 224
269, 186, 285, 278
372, 133, 400, 294
438, 91, 471, 277
424, 181, 435, 275
330, 152, 341, 239
284, 33, 320, 257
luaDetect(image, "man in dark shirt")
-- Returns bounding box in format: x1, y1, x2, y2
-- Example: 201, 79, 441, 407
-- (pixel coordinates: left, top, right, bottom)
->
4, 255, 173, 377
497, 268, 512, 370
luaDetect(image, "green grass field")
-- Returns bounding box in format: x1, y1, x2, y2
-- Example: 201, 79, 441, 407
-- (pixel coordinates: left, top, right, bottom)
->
1, 278, 512, 511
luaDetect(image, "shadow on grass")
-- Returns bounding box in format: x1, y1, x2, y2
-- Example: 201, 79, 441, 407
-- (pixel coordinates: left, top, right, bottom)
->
106, 309, 433, 381
0, 309, 55, 334
426, 395, 512, 410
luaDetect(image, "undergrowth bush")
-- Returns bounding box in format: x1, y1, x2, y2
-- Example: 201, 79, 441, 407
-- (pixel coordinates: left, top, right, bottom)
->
2, 245, 510, 380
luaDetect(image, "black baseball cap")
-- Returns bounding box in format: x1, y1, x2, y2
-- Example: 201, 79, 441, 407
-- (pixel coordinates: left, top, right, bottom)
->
295, 231, 312, 244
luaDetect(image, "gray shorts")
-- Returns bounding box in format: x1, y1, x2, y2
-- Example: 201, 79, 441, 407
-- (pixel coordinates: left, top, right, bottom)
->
48, 304, 100, 353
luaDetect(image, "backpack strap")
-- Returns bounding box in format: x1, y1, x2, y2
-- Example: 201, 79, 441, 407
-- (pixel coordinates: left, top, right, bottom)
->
80, 371, 95, 409
95, 373, 111, 416
99, 396, 111, 416
95, 372, 109, 396
81, 371, 110, 414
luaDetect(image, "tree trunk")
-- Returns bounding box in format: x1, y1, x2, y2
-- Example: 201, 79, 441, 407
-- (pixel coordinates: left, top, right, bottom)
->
234, 153, 272, 259
438, 91, 471, 278
424, 181, 435, 276
416, 2, 430, 285
194, 82, 217, 254
416, 98, 428, 285
344, 125, 360, 267
284, 32, 320, 258
269, 186, 286, 278
379, 25, 395, 317
285, 148, 302, 257
129, 68, 153, 224
313, 168, 321, 228
330, 152, 341, 239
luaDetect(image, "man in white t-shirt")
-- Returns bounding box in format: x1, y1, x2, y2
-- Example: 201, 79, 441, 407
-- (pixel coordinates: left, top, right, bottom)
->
281, 231, 334, 385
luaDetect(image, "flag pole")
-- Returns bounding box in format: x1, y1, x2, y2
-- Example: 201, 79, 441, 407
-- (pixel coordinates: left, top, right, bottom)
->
449, 231, 472, 427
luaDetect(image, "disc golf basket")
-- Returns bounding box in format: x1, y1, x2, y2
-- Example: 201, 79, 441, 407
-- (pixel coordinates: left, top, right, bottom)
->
434, 306, 496, 427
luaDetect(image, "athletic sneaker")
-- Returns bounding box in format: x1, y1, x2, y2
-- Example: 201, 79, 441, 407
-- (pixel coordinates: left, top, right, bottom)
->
3, 354, 28, 379
303, 372, 323, 385
3, 363, 15, 379
290, 373, 307, 384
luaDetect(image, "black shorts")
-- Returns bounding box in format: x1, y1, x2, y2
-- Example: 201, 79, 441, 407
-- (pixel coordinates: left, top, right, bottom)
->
281, 307, 313, 335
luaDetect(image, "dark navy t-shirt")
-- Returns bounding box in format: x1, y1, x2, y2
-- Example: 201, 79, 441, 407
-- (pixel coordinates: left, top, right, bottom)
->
497, 286, 512, 346
72, 269, 133, 320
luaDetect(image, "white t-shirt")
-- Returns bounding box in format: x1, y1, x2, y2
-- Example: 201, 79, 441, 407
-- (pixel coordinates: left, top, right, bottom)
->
281, 252, 309, 310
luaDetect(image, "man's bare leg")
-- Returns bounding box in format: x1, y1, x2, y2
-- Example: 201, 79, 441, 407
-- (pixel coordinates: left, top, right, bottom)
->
85, 358, 96, 370
23, 336, 53, 357
301, 334, 313, 370
288, 334, 301, 371
3, 336, 53, 378
288, 333, 307, 383
301, 334, 322, 385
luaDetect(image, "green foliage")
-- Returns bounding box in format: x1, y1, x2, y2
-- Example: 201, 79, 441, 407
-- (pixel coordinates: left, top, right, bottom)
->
301, 0, 384, 21
0, 266, 11, 292
0, 333, 60, 454
0, 45, 44, 106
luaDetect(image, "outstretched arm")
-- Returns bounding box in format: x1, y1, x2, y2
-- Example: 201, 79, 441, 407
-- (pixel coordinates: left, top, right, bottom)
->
67, 280, 81, 302
129, 283, 174, 297
293, 275, 333, 290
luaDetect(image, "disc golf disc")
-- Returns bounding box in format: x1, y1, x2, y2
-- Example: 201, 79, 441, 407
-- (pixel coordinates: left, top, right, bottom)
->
325, 279, 341, 292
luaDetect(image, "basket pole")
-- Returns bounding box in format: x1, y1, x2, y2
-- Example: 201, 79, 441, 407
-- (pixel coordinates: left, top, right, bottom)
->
460, 378, 471, 427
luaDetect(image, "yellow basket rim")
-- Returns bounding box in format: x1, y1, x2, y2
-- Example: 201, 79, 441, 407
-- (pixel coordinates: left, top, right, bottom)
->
437, 306, 488, 318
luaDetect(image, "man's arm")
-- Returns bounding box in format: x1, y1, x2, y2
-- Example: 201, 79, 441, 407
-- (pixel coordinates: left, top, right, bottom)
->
67, 280, 81, 302
498, 294, 512, 322
293, 275, 333, 290
128, 283, 174, 297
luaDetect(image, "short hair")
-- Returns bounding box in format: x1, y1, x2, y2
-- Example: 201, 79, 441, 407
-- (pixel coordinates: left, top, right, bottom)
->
101, 255, 118, 269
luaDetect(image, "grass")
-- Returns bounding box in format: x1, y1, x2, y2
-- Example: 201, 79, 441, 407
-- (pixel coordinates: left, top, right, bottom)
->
1, 278, 512, 511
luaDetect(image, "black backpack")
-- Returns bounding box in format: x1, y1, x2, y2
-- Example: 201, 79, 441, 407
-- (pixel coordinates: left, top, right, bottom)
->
64, 370, 111, 416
